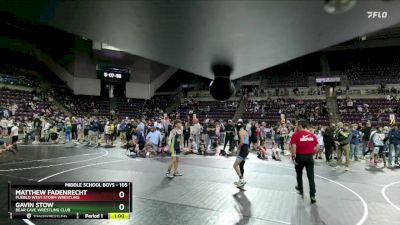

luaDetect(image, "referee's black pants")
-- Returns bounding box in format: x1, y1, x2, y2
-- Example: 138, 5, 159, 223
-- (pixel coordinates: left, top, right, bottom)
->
295, 154, 316, 198
223, 133, 234, 151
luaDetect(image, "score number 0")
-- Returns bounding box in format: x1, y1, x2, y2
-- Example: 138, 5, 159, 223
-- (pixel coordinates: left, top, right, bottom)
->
119, 191, 125, 211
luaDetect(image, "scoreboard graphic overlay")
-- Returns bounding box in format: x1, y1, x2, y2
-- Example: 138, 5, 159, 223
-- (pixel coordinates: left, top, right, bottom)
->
8, 182, 132, 220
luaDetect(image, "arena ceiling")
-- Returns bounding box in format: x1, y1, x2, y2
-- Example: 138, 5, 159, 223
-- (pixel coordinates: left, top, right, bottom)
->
2, 0, 400, 80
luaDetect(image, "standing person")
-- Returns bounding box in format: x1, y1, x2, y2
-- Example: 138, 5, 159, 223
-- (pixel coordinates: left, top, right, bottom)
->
65, 119, 72, 143
371, 126, 387, 167
361, 122, 372, 159
260, 122, 267, 144
183, 121, 190, 149
222, 120, 235, 156
388, 124, 400, 168
125, 121, 134, 144
334, 122, 352, 171
201, 120, 208, 149
83, 118, 90, 143
235, 119, 244, 147
11, 122, 19, 149
191, 118, 201, 154
77, 118, 84, 143
350, 124, 361, 161
135, 128, 146, 156
71, 117, 78, 141
7, 117, 13, 136
290, 120, 318, 204
98, 120, 105, 144
206, 120, 216, 151
33, 115, 42, 144
215, 121, 221, 148
323, 127, 335, 163
316, 128, 324, 160
42, 119, 50, 142
219, 120, 226, 146
89, 119, 99, 146
249, 122, 257, 151
233, 121, 249, 189
166, 120, 184, 178
56, 118, 65, 144
109, 122, 116, 145
255, 122, 261, 145
281, 123, 289, 154
119, 119, 127, 145
104, 122, 111, 145
274, 123, 282, 152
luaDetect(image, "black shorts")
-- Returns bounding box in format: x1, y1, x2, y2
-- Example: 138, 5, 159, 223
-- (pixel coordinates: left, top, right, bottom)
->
237, 144, 249, 161
12, 136, 18, 144
171, 147, 181, 157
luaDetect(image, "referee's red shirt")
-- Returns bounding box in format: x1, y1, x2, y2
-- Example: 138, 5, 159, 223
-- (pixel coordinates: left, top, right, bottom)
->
290, 130, 318, 155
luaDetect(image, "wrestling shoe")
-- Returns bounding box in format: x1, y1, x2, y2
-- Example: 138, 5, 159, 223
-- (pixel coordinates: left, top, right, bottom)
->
311, 197, 317, 204
295, 186, 303, 196
234, 179, 247, 186
236, 179, 246, 188
166, 172, 174, 179
173, 172, 183, 176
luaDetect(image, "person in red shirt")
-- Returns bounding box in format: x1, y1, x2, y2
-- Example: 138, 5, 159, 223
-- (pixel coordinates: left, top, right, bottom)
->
290, 120, 318, 204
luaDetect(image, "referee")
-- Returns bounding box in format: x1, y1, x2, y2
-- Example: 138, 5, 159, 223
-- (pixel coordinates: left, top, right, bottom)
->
290, 120, 318, 204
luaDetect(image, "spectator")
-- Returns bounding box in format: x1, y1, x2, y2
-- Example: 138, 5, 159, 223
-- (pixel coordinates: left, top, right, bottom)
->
350, 124, 361, 161
334, 122, 351, 171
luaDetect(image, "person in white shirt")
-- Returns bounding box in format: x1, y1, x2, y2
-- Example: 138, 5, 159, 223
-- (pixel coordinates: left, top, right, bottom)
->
11, 122, 19, 146
191, 118, 201, 152
316, 129, 324, 160
43, 120, 51, 142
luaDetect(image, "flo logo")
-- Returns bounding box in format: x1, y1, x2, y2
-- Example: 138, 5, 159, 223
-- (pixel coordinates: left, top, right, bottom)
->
367, 11, 388, 19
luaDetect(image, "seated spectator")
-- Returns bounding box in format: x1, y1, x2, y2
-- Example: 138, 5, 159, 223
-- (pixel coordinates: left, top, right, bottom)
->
271, 143, 282, 161
198, 139, 206, 155
47, 126, 59, 144
257, 140, 268, 160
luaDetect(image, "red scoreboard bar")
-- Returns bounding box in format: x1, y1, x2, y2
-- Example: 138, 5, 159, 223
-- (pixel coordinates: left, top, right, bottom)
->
8, 182, 132, 220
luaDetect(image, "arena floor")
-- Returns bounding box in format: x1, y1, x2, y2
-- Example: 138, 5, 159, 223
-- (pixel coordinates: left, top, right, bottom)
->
0, 144, 399, 225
